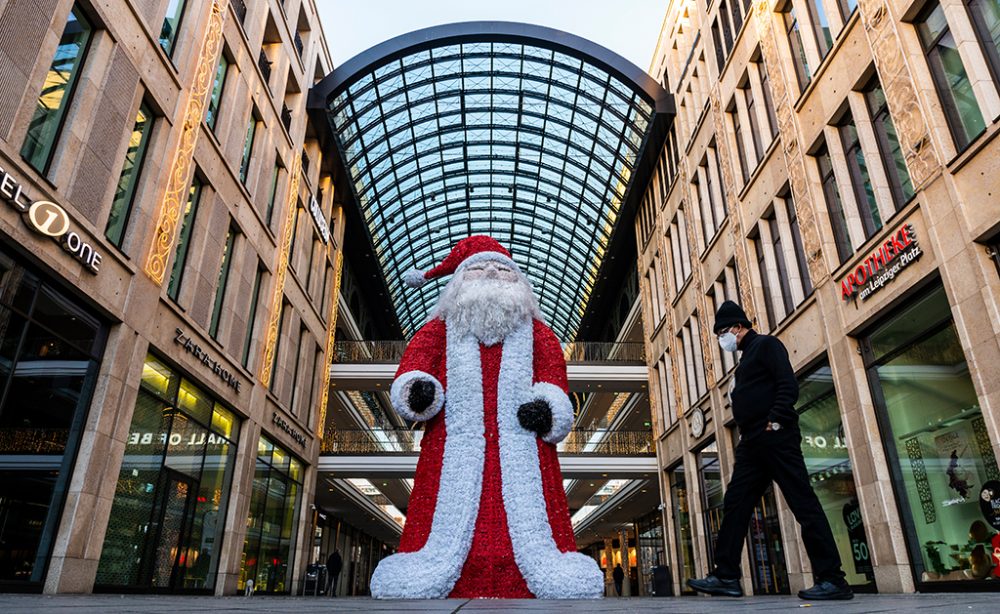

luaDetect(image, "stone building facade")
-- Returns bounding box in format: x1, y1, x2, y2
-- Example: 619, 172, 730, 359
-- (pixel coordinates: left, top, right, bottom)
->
0, 0, 343, 595
636, 0, 1000, 595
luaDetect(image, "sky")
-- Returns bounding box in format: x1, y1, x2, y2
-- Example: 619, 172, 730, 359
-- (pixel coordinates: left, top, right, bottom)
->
316, 0, 668, 73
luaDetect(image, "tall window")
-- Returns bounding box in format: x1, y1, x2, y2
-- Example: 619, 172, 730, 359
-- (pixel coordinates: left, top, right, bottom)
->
242, 263, 265, 368
159, 0, 186, 57
167, 178, 202, 300
205, 53, 229, 130
20, 6, 93, 174
815, 143, 852, 262
269, 300, 289, 392
742, 80, 764, 163
708, 263, 741, 374
784, 6, 812, 91
838, 0, 858, 20
239, 111, 258, 184
751, 225, 778, 330
917, 2, 986, 149
864, 80, 915, 207
839, 116, 882, 238
106, 102, 154, 247
695, 148, 725, 245
807, 0, 834, 59
209, 224, 237, 339
679, 315, 707, 404
266, 162, 282, 226
758, 60, 780, 140
667, 209, 692, 291
729, 99, 750, 184
783, 192, 814, 297
969, 0, 1000, 84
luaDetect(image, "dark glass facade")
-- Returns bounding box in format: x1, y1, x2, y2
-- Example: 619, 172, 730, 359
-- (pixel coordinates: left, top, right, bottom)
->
0, 245, 105, 587
95, 354, 240, 592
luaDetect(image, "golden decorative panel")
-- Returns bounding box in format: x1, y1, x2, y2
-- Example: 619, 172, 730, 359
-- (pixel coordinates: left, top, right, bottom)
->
144, 1, 226, 284
857, 0, 942, 189
316, 248, 344, 439
752, 1, 829, 289
258, 155, 303, 387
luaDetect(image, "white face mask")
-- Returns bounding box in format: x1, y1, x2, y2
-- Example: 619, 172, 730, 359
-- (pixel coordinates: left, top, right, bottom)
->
718, 332, 739, 353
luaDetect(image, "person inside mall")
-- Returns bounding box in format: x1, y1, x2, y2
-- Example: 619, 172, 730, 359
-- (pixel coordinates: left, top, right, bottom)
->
687, 301, 854, 601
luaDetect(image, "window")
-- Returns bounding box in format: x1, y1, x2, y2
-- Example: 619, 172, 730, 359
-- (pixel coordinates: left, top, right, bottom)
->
679, 315, 707, 404
969, 0, 1000, 85
864, 80, 915, 207
269, 300, 289, 392
669, 463, 698, 594
20, 6, 93, 174
695, 145, 726, 245
807, 0, 834, 59
758, 60, 780, 140
646, 257, 666, 325
783, 191, 814, 297
839, 116, 882, 238
167, 177, 202, 300
784, 6, 812, 91
654, 353, 677, 430
266, 162, 282, 226
106, 102, 154, 247
917, 2, 986, 149
751, 225, 778, 330
838, 0, 858, 20
667, 209, 692, 291
242, 263, 264, 368
697, 441, 724, 572
159, 0, 186, 57
205, 53, 229, 130
637, 191, 657, 246
708, 262, 741, 374
815, 143, 852, 262
741, 79, 764, 163
239, 111, 258, 184
209, 224, 237, 339
729, 98, 750, 184
289, 325, 309, 414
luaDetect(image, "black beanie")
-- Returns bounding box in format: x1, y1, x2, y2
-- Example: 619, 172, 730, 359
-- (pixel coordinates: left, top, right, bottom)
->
714, 300, 751, 334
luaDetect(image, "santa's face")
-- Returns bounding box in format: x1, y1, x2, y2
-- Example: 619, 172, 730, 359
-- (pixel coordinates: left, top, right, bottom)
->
434, 261, 540, 346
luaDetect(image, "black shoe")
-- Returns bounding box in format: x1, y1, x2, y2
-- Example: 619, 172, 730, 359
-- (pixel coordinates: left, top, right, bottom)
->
798, 580, 854, 600
687, 574, 743, 597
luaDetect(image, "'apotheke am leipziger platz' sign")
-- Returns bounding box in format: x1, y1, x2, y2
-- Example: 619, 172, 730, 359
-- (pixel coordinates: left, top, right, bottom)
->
840, 223, 922, 303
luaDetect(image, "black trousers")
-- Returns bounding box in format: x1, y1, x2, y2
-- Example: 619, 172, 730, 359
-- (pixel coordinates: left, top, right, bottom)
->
712, 427, 845, 584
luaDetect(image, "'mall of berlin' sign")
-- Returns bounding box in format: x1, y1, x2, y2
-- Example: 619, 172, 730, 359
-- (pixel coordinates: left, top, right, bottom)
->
840, 223, 922, 302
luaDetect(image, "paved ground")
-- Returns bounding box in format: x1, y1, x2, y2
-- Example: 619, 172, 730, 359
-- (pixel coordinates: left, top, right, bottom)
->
0, 594, 996, 613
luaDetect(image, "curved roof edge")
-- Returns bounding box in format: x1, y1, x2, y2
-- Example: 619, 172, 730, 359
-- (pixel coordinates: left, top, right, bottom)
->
309, 21, 673, 114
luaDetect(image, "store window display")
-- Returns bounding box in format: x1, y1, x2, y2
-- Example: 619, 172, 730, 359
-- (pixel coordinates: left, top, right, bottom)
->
863, 285, 1000, 584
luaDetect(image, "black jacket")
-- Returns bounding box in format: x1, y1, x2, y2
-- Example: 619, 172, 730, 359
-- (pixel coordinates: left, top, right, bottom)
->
730, 330, 799, 438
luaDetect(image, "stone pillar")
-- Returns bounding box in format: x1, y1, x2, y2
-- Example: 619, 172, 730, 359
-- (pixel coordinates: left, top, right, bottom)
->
603, 537, 614, 597
620, 526, 632, 597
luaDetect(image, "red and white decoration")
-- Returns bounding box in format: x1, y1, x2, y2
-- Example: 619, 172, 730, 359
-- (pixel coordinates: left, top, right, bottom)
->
370, 236, 603, 599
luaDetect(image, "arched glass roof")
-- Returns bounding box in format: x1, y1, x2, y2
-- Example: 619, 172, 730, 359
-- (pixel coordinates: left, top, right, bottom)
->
312, 22, 672, 338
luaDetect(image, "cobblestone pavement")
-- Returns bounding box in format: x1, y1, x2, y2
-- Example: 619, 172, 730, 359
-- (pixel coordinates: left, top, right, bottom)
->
0, 593, 997, 613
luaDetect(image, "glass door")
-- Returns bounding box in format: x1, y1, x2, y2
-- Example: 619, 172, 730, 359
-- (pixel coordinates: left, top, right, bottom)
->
141, 469, 197, 589
746, 487, 790, 594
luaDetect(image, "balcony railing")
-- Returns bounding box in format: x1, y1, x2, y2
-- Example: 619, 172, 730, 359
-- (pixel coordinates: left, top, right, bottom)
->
258, 50, 272, 84
231, 0, 247, 25
332, 340, 645, 364
320, 429, 653, 455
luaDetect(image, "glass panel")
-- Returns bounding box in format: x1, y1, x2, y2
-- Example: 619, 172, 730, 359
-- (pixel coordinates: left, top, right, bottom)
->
209, 227, 236, 338
167, 178, 202, 300
106, 102, 154, 247
865, 83, 914, 207
20, 6, 93, 173
918, 3, 986, 148
698, 441, 724, 571
798, 362, 875, 588
159, 0, 186, 57
840, 120, 882, 238
669, 465, 697, 593
868, 287, 1000, 583
205, 54, 228, 130
239, 116, 257, 183
176, 378, 212, 426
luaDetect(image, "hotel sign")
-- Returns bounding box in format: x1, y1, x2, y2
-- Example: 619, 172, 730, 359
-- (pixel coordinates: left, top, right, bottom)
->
0, 165, 103, 273
174, 328, 241, 393
840, 223, 922, 302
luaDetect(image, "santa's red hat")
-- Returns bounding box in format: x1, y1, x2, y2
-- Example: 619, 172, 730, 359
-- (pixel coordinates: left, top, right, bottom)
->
403, 235, 520, 288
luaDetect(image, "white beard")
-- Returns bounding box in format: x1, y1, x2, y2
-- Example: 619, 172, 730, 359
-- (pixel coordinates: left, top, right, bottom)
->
433, 273, 541, 346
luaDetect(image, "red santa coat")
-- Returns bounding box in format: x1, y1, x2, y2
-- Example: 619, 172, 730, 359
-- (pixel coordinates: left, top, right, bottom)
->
369, 317, 603, 599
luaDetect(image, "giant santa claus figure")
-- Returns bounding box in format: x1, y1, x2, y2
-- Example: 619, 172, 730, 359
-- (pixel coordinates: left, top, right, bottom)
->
370, 235, 604, 599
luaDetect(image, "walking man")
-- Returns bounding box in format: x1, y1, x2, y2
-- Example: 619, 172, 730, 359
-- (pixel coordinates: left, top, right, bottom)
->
326, 550, 342, 597
687, 301, 853, 601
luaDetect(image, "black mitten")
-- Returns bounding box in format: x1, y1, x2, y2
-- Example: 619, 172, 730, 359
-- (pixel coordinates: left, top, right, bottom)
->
517, 400, 553, 436
408, 379, 436, 414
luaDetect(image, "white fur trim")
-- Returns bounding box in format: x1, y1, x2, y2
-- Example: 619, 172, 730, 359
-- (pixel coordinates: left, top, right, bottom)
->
530, 382, 574, 444
389, 371, 444, 422
497, 323, 605, 598
370, 324, 485, 599
455, 251, 520, 273
403, 268, 428, 288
